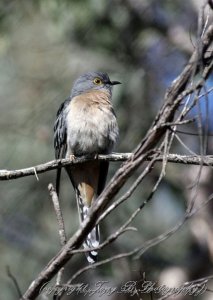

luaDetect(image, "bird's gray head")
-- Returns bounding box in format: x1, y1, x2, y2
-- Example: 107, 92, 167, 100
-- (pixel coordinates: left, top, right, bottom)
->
70, 71, 121, 98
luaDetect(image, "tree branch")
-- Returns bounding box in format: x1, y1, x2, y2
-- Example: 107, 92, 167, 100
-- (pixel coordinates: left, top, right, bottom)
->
1, 153, 213, 181
0, 153, 132, 180
48, 184, 67, 290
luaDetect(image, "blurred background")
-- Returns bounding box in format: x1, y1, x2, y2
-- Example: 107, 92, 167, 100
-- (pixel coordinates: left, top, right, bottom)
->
0, 0, 213, 299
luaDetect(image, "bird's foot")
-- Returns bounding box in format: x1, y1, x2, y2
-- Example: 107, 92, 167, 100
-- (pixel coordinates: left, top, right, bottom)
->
69, 154, 76, 161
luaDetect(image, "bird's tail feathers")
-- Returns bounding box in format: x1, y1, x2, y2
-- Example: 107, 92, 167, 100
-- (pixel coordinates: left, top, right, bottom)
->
76, 190, 100, 264
56, 167, 62, 195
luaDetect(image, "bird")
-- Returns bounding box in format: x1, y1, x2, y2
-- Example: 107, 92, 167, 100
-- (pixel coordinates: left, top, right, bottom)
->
53, 71, 120, 263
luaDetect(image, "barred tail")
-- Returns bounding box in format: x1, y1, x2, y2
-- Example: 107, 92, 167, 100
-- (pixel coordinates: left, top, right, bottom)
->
76, 192, 100, 264
83, 221, 100, 264
65, 161, 108, 264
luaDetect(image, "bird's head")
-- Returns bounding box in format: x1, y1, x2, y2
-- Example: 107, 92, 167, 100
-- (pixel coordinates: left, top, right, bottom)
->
70, 71, 121, 98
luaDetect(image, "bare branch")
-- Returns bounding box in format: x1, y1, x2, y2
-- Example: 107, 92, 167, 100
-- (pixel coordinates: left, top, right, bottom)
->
48, 184, 67, 247
48, 184, 67, 288
2, 152, 213, 182
0, 153, 132, 180
7, 266, 23, 299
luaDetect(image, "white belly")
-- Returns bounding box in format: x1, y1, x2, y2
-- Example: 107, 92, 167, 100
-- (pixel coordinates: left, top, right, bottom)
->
66, 99, 118, 156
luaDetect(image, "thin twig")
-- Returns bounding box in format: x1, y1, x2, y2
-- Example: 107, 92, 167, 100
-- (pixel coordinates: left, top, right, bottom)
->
48, 184, 67, 290
69, 227, 137, 255
48, 184, 67, 247
7, 266, 23, 299
174, 133, 198, 155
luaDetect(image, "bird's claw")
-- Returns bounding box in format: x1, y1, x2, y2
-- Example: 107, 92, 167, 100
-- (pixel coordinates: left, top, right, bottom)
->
69, 154, 76, 161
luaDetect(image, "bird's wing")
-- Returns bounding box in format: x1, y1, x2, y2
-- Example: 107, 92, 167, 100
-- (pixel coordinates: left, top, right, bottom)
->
53, 97, 70, 194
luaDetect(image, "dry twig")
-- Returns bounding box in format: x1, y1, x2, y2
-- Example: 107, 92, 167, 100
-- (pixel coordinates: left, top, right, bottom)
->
2, 153, 213, 181
48, 184, 67, 291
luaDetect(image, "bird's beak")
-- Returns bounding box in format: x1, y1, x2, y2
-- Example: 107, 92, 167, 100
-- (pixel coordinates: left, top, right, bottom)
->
110, 80, 122, 85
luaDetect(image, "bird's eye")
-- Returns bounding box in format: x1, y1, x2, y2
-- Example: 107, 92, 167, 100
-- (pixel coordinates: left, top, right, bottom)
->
93, 77, 102, 85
